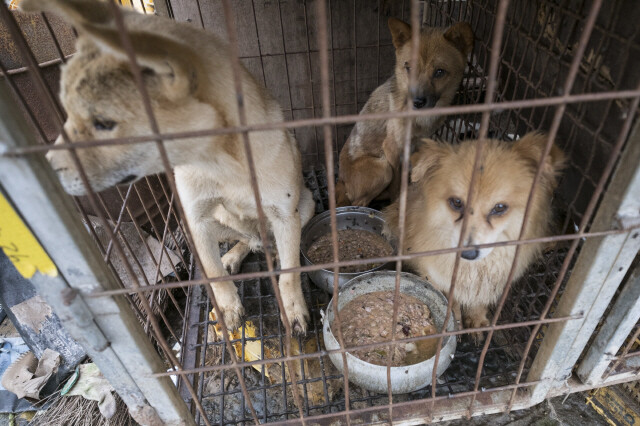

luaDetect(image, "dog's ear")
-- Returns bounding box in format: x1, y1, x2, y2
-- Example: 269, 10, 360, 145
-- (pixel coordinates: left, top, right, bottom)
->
388, 18, 412, 49
20, 0, 202, 101
443, 22, 474, 57
513, 132, 566, 185
411, 138, 449, 183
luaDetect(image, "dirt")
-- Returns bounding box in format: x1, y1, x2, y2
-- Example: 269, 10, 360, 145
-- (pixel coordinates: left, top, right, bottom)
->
306, 229, 393, 273
335, 291, 437, 366
440, 393, 609, 426
0, 316, 20, 338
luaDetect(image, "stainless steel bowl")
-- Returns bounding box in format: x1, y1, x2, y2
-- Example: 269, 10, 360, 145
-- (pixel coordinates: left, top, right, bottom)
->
300, 206, 392, 293
323, 271, 457, 394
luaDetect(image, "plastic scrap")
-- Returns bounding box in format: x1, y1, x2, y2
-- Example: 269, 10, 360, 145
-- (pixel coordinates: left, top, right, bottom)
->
63, 363, 116, 419
1, 349, 60, 400
209, 311, 341, 405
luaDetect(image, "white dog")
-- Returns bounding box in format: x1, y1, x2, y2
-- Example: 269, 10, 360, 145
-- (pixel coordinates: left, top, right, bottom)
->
22, 0, 315, 333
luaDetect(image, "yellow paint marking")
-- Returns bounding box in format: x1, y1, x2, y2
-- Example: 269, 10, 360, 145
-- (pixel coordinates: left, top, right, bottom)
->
0, 193, 57, 278
587, 386, 640, 426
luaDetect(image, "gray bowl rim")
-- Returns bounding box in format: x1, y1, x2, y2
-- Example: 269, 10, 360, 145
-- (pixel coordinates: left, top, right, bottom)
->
323, 270, 456, 370
300, 206, 393, 277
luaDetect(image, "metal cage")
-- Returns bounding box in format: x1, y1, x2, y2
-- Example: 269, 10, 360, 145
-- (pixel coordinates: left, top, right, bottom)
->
0, 0, 639, 424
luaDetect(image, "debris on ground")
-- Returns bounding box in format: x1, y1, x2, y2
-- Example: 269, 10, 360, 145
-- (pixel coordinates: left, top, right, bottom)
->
1, 349, 60, 401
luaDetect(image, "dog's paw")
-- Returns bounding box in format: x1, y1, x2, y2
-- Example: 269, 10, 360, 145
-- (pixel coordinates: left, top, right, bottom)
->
471, 331, 486, 346
465, 316, 490, 347
212, 282, 244, 330
218, 303, 245, 331
284, 301, 310, 336
221, 252, 242, 275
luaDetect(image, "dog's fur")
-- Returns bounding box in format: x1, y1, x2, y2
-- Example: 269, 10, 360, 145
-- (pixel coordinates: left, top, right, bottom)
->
383, 133, 565, 337
335, 18, 474, 207
22, 0, 315, 333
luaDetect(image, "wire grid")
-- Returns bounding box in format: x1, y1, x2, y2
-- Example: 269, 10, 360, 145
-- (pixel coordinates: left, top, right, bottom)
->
1, 0, 640, 424
185, 169, 575, 424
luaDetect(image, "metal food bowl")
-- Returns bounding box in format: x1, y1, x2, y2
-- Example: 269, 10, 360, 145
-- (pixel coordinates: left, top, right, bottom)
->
322, 271, 457, 394
300, 206, 392, 293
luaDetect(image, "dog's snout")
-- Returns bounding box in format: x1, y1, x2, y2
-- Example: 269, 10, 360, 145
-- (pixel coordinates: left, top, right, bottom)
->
413, 97, 427, 109
461, 249, 479, 260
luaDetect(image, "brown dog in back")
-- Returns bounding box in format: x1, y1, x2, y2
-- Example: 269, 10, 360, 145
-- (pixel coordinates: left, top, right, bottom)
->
335, 18, 474, 207
383, 133, 565, 341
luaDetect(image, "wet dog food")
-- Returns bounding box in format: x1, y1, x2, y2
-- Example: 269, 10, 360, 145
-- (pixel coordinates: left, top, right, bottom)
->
335, 291, 437, 366
306, 229, 393, 273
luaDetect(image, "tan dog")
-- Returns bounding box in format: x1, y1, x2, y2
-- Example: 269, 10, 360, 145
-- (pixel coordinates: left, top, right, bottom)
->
22, 0, 315, 333
383, 133, 565, 339
335, 18, 474, 207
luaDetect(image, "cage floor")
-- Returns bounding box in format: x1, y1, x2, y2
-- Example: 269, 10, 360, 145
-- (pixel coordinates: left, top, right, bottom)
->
180, 169, 570, 425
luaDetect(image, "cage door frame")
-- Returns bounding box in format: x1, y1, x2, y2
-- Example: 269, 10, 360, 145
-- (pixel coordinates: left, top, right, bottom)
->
527, 119, 640, 402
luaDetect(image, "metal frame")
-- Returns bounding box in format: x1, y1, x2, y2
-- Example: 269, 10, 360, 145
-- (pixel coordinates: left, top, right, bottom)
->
1, 0, 640, 424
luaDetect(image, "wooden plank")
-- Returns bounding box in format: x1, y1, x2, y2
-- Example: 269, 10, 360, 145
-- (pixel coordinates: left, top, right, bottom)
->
197, 0, 260, 57
279, 0, 311, 53
332, 49, 355, 106
356, 0, 381, 46
166, 0, 200, 24
293, 108, 319, 162
252, 0, 284, 55
262, 54, 291, 110
330, 0, 354, 50
287, 52, 315, 110
240, 56, 266, 87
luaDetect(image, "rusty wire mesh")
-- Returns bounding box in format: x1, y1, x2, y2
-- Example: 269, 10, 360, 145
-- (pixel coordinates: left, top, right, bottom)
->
1, 0, 640, 424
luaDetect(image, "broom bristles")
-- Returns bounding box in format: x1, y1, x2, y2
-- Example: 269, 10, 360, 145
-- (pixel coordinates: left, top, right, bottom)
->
30, 393, 136, 426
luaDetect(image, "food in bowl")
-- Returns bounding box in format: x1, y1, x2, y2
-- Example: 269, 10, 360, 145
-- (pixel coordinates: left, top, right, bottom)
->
335, 290, 438, 366
306, 229, 393, 273
323, 271, 456, 394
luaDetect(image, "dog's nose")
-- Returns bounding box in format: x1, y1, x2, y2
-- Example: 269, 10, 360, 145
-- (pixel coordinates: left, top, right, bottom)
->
413, 97, 427, 109
461, 249, 479, 260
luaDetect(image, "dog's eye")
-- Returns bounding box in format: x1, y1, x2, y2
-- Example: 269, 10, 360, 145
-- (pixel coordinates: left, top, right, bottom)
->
433, 68, 446, 78
448, 197, 464, 211
490, 203, 509, 215
404, 61, 410, 71
93, 118, 117, 131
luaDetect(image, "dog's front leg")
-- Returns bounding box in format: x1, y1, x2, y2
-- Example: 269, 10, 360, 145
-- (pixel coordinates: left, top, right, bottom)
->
222, 241, 252, 275
463, 304, 490, 345
191, 220, 244, 330
267, 208, 309, 334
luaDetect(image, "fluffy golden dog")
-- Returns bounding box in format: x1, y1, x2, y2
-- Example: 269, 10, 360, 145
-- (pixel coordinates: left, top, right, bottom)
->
384, 133, 565, 338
